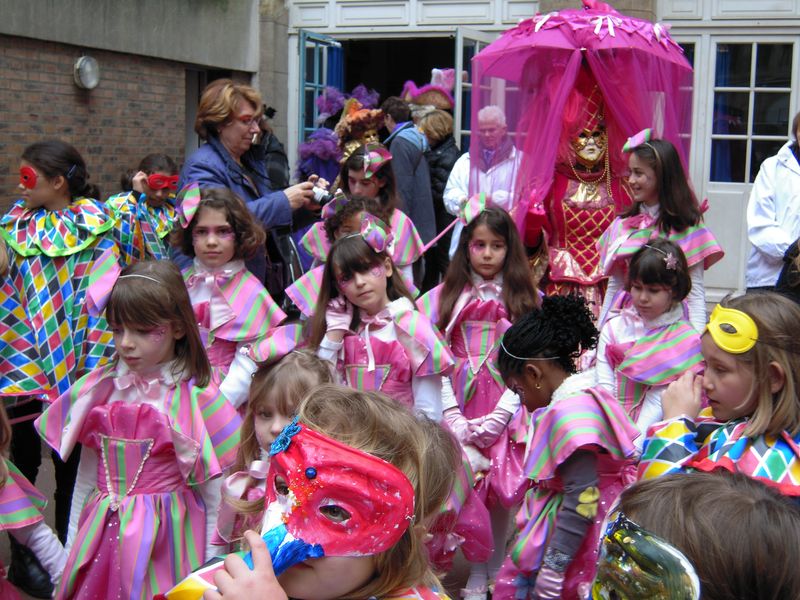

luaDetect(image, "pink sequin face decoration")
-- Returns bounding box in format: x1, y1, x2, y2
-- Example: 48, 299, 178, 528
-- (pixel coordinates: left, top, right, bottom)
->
111, 323, 180, 374
19, 166, 38, 190
335, 263, 385, 289
265, 421, 414, 557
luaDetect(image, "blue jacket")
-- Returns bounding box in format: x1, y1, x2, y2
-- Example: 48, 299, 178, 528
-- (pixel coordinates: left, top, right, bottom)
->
176, 135, 292, 281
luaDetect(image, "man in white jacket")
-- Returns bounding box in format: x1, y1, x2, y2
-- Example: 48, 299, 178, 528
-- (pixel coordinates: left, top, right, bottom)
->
443, 105, 521, 257
746, 111, 800, 289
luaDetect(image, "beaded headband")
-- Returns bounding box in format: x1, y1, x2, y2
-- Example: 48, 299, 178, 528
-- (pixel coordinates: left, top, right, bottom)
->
499, 338, 557, 362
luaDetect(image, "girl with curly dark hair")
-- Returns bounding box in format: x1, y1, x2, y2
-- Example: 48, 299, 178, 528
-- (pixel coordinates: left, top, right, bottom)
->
493, 295, 639, 600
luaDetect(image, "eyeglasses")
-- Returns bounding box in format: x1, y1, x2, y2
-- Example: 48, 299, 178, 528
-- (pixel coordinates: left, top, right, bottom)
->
233, 114, 260, 128
147, 173, 179, 191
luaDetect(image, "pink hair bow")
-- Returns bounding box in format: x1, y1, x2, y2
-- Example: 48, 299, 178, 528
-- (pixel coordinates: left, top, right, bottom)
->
359, 213, 393, 253
363, 143, 392, 179
177, 182, 202, 228
622, 128, 652, 152
461, 192, 488, 225
85, 247, 122, 317
321, 190, 350, 220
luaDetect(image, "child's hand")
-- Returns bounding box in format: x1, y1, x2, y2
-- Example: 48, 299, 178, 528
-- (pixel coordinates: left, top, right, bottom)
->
661, 371, 703, 421
203, 530, 288, 600
325, 297, 353, 333
131, 170, 148, 194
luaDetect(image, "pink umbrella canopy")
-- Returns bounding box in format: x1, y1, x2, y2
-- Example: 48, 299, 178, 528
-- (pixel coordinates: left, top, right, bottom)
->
468, 0, 693, 226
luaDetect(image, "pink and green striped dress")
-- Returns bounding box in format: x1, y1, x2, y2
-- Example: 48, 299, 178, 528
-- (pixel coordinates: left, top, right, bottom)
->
35, 362, 241, 600
494, 372, 639, 600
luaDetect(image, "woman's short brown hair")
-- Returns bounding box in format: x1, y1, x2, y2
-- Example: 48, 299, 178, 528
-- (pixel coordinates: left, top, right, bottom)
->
418, 110, 453, 146
170, 187, 266, 260
195, 79, 263, 140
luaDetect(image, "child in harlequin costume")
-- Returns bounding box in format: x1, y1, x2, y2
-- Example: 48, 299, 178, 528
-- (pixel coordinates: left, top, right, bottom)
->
106, 153, 179, 264
214, 347, 333, 552
171, 185, 287, 410
419, 199, 538, 599
493, 295, 639, 600
524, 67, 632, 315
35, 258, 241, 600
306, 214, 453, 421
165, 385, 457, 600
0, 404, 67, 599
300, 142, 425, 283
595, 240, 703, 446
639, 292, 800, 499
598, 131, 724, 331
1, 140, 118, 550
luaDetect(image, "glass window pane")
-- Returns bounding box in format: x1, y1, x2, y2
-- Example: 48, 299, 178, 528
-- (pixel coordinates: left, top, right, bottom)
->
715, 44, 752, 87
680, 42, 695, 67
750, 139, 786, 182
712, 92, 749, 134
752, 92, 790, 135
710, 139, 747, 182
461, 133, 471, 154
305, 46, 316, 82
755, 44, 792, 88
304, 88, 315, 129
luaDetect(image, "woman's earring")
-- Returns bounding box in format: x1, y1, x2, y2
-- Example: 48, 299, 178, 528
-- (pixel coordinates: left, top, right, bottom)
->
535, 382, 541, 390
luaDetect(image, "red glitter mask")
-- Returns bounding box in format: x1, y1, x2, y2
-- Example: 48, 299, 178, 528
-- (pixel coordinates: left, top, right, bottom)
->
147, 173, 179, 191
19, 166, 38, 189
265, 419, 415, 556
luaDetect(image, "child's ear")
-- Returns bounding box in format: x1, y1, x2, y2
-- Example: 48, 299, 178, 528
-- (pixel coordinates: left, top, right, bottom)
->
522, 362, 543, 387
172, 323, 186, 341
768, 361, 786, 395
383, 256, 393, 278
51, 175, 67, 192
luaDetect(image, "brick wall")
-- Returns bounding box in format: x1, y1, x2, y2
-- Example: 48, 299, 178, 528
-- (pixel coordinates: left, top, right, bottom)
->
0, 35, 186, 212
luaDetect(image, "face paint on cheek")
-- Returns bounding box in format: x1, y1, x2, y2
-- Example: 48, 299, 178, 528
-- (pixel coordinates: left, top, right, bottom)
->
469, 242, 486, 255
146, 327, 167, 340
369, 264, 386, 278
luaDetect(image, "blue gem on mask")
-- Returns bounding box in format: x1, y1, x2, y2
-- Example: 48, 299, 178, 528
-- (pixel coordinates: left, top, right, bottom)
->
305, 467, 317, 479
270, 416, 301, 456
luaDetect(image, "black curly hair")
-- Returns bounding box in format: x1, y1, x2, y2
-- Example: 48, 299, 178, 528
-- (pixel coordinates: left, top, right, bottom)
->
498, 295, 598, 377
323, 195, 389, 244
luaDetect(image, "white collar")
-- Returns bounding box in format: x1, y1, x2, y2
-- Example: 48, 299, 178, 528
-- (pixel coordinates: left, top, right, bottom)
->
551, 370, 595, 404
192, 257, 246, 276
644, 303, 685, 329
470, 271, 504, 288
115, 357, 187, 386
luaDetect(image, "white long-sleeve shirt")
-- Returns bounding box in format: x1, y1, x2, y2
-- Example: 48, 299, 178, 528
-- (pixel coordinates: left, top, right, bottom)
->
746, 140, 800, 287
442, 148, 521, 257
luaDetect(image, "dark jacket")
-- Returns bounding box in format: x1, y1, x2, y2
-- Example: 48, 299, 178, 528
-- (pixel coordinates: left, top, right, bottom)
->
177, 135, 291, 281
385, 122, 436, 243
426, 135, 460, 213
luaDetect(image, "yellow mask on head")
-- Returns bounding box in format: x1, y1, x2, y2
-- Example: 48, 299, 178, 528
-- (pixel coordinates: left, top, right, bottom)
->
706, 304, 758, 354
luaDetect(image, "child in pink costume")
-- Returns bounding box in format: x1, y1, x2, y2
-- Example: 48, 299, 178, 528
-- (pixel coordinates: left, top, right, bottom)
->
214, 348, 332, 552
306, 214, 453, 420
36, 258, 241, 600
287, 193, 418, 319
301, 142, 424, 283
494, 296, 639, 600
598, 131, 723, 331
596, 239, 703, 446
420, 202, 539, 598
172, 186, 287, 410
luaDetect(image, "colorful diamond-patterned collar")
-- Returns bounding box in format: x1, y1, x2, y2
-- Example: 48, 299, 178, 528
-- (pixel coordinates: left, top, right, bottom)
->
1, 197, 115, 257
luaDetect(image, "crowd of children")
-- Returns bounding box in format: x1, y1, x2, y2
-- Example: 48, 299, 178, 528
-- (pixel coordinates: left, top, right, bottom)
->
1, 120, 799, 600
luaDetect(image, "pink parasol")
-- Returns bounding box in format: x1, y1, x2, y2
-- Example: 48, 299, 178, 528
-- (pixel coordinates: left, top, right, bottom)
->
468, 0, 693, 227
